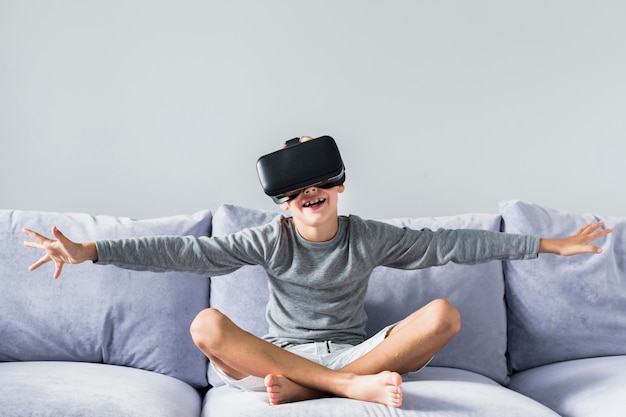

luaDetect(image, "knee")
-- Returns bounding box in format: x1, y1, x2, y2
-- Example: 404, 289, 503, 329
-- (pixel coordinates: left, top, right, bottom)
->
426, 299, 461, 338
189, 308, 231, 352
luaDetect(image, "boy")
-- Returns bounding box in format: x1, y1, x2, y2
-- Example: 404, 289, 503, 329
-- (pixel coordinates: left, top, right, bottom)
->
23, 137, 611, 408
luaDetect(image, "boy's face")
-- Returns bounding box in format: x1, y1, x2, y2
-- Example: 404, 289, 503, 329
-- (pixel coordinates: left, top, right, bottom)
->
280, 184, 345, 229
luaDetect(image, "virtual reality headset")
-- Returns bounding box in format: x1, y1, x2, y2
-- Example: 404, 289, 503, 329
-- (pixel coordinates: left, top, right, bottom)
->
256, 135, 346, 204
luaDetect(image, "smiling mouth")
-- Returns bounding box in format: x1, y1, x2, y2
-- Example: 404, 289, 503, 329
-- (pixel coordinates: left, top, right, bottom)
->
303, 198, 326, 208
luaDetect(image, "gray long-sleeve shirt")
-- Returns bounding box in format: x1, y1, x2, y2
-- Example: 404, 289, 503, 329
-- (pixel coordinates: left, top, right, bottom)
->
96, 214, 539, 345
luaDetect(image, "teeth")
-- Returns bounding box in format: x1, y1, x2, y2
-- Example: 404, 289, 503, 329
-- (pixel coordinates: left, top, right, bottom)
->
303, 198, 326, 208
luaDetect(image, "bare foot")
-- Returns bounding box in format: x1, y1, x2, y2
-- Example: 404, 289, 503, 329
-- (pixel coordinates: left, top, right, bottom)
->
265, 371, 403, 408
344, 371, 403, 408
264, 374, 322, 405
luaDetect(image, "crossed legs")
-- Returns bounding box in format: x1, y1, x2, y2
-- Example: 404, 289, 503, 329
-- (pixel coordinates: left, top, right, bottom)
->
189, 299, 460, 408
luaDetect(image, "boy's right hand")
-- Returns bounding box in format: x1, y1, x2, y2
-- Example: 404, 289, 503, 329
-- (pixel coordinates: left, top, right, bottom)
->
23, 227, 98, 279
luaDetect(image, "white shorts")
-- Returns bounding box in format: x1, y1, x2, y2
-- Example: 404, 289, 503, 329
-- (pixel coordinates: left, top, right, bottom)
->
212, 324, 403, 392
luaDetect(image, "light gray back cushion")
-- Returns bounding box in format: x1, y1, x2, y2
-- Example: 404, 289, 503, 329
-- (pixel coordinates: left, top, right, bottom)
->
0, 209, 212, 388
209, 204, 509, 384
500, 200, 624, 372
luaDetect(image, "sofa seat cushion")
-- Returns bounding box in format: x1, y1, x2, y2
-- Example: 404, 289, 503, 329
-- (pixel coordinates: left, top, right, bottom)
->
210, 204, 511, 385
0, 209, 212, 388
202, 367, 560, 417
500, 200, 626, 372
0, 361, 202, 417
509, 356, 626, 417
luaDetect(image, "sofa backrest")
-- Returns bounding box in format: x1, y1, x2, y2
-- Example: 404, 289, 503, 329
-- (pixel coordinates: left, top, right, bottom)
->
208, 204, 510, 385
0, 209, 212, 389
500, 200, 626, 373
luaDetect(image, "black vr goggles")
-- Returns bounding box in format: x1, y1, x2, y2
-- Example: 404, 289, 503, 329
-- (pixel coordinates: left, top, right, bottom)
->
256, 136, 346, 204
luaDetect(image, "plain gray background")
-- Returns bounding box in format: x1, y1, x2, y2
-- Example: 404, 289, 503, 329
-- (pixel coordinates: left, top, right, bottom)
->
1, 1, 624, 220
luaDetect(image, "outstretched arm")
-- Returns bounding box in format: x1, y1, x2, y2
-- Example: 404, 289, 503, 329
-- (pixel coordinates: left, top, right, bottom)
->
23, 227, 97, 279
538, 221, 612, 256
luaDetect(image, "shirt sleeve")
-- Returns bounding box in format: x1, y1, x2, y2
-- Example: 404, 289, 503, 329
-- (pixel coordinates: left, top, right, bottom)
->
95, 220, 280, 275
362, 219, 540, 270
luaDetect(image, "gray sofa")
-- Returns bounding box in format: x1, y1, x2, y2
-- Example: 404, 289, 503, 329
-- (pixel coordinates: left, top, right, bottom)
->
1, 200, 624, 417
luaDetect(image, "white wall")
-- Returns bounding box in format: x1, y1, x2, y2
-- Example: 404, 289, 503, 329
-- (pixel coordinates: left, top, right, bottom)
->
1, 1, 625, 219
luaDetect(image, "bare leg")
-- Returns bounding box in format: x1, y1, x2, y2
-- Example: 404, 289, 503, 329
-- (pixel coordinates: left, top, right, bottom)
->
190, 308, 403, 407
341, 299, 461, 375
262, 298, 460, 405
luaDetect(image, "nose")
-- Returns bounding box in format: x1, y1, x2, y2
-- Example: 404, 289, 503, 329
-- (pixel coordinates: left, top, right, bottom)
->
303, 186, 318, 194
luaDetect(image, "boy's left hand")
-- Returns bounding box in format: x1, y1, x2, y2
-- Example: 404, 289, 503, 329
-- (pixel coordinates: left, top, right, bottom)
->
539, 221, 613, 256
